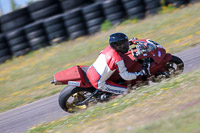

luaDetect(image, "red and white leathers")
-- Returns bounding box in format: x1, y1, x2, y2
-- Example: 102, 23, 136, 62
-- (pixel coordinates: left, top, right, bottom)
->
86, 45, 138, 94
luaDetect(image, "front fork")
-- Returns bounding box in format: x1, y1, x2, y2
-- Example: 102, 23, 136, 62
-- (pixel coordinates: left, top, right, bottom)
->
142, 53, 172, 79
142, 57, 152, 76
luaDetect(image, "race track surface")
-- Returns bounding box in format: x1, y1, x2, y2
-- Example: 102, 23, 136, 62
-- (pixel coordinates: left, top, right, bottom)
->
0, 45, 200, 133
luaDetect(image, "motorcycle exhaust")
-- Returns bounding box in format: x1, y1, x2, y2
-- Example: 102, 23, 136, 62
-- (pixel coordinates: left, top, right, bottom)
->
50, 77, 63, 85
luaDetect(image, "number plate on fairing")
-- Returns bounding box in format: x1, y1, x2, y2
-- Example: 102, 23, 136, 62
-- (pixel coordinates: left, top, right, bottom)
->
68, 81, 80, 86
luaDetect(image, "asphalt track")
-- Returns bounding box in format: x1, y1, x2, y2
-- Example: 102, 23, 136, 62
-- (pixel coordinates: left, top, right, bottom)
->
0, 45, 200, 133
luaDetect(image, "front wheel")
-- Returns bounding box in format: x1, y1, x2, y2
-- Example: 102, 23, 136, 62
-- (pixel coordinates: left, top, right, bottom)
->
166, 55, 184, 76
58, 86, 96, 113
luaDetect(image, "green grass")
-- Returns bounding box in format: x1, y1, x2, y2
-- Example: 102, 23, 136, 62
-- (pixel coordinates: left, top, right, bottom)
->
0, 3, 200, 113
26, 70, 200, 133
101, 20, 112, 31
135, 105, 200, 133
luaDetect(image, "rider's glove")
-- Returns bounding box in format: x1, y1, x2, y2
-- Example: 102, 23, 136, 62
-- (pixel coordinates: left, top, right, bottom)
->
136, 69, 147, 78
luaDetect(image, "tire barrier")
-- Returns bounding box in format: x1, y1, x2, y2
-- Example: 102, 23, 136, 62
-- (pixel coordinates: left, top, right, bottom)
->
82, 2, 105, 34
144, 0, 161, 15
0, 34, 11, 63
28, 0, 61, 21
102, 0, 126, 25
189, 0, 200, 3
0, 0, 199, 64
24, 21, 49, 51
44, 14, 67, 44
60, 0, 93, 12
165, 0, 189, 7
0, 7, 31, 32
5, 28, 30, 57
122, 0, 146, 19
63, 8, 87, 39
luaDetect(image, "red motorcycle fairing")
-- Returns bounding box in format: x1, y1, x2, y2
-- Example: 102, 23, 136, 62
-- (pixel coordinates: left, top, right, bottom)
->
136, 47, 166, 64
121, 47, 167, 71
54, 65, 92, 88
109, 47, 172, 84
153, 53, 172, 72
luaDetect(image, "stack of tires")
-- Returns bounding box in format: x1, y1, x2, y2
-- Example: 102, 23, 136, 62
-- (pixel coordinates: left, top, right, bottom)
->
122, 0, 145, 19
102, 0, 126, 25
0, 7, 31, 32
144, 0, 161, 15
189, 0, 200, 3
60, 0, 93, 12
5, 28, 30, 57
44, 14, 67, 44
82, 2, 105, 34
28, 0, 61, 21
0, 34, 11, 63
63, 8, 87, 39
24, 21, 48, 50
165, 0, 188, 7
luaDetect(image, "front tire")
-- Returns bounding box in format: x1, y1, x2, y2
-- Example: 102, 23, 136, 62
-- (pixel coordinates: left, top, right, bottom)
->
58, 86, 95, 113
166, 55, 184, 76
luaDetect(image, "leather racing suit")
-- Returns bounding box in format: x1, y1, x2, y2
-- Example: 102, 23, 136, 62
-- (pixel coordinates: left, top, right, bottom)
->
86, 45, 138, 94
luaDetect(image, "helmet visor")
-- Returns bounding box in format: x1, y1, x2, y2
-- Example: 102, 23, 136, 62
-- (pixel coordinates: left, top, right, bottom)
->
116, 39, 129, 53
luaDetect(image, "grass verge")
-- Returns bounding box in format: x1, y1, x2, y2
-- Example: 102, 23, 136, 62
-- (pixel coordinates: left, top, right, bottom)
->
27, 69, 200, 133
0, 3, 200, 112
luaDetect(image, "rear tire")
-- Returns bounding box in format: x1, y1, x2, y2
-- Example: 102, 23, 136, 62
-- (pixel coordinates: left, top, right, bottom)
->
58, 86, 95, 112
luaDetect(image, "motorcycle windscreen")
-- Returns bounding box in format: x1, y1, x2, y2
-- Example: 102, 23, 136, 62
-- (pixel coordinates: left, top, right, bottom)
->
54, 66, 83, 84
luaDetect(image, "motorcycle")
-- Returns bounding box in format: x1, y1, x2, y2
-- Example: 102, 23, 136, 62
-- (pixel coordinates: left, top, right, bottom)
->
51, 39, 184, 112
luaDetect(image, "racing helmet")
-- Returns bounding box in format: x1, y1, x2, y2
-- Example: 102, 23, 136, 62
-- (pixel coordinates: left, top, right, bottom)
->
109, 32, 129, 53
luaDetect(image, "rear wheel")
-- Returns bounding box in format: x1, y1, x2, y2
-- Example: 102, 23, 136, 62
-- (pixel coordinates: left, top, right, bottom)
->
58, 86, 95, 113
166, 55, 184, 76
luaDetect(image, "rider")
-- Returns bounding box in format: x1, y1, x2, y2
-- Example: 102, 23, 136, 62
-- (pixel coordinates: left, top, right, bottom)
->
86, 32, 146, 95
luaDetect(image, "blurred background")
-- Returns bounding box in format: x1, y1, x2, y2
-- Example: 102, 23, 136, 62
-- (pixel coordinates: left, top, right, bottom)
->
0, 0, 197, 64
0, 0, 36, 14
0, 0, 200, 132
